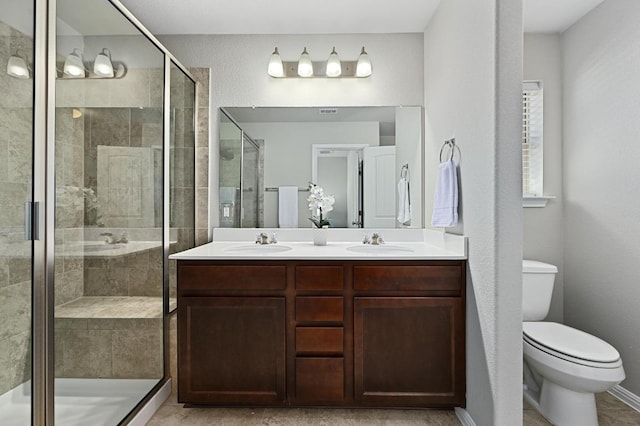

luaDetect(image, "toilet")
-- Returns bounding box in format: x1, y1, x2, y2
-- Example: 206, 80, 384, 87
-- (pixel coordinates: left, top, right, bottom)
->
522, 260, 625, 426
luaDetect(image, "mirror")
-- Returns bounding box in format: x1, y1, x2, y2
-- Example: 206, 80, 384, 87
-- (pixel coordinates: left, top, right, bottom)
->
219, 106, 423, 228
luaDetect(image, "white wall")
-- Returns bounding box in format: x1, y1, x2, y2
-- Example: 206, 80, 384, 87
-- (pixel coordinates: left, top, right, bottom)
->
395, 106, 423, 228
424, 0, 523, 424
157, 33, 424, 228
562, 0, 640, 396
240, 121, 379, 227
523, 34, 564, 322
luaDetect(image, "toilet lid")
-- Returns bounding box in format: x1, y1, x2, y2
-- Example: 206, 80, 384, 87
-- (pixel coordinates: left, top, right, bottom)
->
523, 322, 620, 363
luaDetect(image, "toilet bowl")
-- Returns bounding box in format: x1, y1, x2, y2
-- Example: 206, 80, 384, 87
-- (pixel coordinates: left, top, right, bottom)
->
522, 260, 625, 426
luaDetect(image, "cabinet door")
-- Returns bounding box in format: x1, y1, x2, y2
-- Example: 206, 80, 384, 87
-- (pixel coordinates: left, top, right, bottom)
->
178, 297, 286, 405
354, 297, 465, 407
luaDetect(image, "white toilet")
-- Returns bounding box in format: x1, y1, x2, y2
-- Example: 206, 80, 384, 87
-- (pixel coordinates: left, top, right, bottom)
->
522, 259, 625, 426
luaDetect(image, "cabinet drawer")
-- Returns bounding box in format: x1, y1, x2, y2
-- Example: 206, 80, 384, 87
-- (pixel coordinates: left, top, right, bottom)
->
296, 358, 344, 403
296, 297, 343, 322
353, 264, 462, 294
178, 263, 286, 291
296, 327, 343, 355
295, 266, 344, 291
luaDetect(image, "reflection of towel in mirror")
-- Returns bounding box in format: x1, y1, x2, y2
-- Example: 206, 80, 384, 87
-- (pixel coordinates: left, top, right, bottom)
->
397, 177, 411, 225
431, 159, 458, 227
278, 186, 298, 228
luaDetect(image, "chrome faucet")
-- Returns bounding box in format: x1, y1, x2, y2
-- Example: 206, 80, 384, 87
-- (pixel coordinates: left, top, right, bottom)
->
255, 232, 278, 245
363, 233, 384, 245
371, 233, 384, 245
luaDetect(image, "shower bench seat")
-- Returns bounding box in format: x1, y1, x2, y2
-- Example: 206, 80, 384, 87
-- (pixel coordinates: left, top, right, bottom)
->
54, 296, 167, 379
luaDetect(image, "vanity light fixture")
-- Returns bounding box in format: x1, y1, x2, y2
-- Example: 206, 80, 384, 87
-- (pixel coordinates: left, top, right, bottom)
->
297, 47, 314, 77
63, 48, 86, 78
6, 51, 30, 79
93, 48, 114, 78
267, 47, 284, 78
60, 48, 127, 79
356, 46, 372, 77
326, 47, 341, 77
268, 46, 372, 78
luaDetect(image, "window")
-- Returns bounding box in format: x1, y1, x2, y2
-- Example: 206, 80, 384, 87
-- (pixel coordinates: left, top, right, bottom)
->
522, 81, 543, 197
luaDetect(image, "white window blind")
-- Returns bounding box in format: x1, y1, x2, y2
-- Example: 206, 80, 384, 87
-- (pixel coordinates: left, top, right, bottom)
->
522, 81, 543, 196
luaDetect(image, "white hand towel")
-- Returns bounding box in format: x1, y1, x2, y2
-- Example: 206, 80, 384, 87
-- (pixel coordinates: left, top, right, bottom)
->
397, 177, 411, 225
278, 186, 299, 228
431, 159, 459, 227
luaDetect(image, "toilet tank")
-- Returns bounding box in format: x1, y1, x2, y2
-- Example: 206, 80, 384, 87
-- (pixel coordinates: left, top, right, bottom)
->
522, 260, 558, 321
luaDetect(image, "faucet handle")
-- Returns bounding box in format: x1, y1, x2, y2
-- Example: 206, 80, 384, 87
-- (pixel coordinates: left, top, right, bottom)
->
255, 232, 269, 245
100, 232, 114, 244
371, 233, 384, 245
269, 233, 278, 244
362, 234, 371, 244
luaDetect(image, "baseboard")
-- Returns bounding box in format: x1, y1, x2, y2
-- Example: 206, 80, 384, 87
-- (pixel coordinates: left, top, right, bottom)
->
455, 407, 477, 426
608, 385, 640, 412
128, 378, 172, 426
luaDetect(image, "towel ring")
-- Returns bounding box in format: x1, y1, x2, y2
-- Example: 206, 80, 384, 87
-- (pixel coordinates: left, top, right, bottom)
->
439, 138, 457, 163
400, 163, 409, 179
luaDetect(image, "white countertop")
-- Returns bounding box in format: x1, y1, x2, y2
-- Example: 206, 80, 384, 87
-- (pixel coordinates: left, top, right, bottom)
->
169, 228, 467, 261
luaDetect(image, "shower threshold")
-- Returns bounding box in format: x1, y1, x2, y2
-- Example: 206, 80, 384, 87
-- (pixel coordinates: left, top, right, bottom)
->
0, 378, 158, 426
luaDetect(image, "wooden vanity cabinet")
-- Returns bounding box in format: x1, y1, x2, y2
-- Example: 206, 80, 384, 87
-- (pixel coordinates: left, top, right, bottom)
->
177, 259, 466, 408
353, 262, 466, 407
177, 261, 287, 405
293, 265, 347, 405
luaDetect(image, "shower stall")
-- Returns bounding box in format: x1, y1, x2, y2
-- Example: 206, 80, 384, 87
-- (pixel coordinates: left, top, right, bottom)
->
0, 0, 196, 424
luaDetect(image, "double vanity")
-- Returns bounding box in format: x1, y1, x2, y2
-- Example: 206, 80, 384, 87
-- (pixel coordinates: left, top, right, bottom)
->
170, 229, 467, 409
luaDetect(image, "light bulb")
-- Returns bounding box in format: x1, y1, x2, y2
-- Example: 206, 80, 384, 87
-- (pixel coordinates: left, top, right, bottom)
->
7, 54, 29, 79
356, 46, 372, 78
63, 49, 85, 78
93, 48, 114, 78
267, 47, 284, 77
297, 47, 313, 78
326, 47, 341, 77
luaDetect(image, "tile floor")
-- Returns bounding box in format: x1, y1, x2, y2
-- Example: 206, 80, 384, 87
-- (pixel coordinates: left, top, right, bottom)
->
148, 392, 640, 425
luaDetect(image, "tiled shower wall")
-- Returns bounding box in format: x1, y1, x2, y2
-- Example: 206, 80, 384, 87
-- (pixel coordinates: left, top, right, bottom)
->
80, 106, 164, 298
0, 20, 33, 396
0, 21, 211, 385
191, 68, 210, 246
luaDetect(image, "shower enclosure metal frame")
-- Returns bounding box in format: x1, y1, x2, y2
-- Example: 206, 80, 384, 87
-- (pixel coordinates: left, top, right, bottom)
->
220, 108, 261, 228
29, 0, 198, 424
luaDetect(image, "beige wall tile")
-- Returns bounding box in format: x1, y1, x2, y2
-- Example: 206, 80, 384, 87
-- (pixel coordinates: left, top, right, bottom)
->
112, 327, 163, 378
0, 331, 30, 394
0, 281, 30, 341
55, 328, 112, 378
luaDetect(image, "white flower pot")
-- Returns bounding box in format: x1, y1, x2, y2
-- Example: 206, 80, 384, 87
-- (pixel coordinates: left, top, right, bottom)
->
313, 227, 328, 246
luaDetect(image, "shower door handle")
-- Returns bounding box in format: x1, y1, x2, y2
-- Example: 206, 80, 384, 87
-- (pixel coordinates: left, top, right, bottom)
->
24, 201, 41, 241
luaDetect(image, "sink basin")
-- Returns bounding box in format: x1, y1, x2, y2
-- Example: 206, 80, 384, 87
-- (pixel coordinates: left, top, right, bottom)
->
224, 244, 292, 254
346, 245, 415, 254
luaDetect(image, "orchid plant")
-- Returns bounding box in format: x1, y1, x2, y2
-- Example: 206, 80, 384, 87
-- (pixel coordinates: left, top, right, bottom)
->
307, 182, 335, 228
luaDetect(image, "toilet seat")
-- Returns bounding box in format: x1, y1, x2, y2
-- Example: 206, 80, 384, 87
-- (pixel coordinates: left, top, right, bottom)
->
523, 322, 621, 368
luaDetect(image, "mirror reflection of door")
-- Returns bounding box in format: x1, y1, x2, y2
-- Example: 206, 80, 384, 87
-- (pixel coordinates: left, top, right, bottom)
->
312, 144, 367, 228
363, 146, 397, 227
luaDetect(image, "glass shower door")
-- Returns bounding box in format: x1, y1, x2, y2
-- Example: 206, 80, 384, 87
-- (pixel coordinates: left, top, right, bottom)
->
53, 0, 165, 424
0, 4, 34, 425
241, 135, 260, 227
168, 61, 196, 311
219, 112, 242, 227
